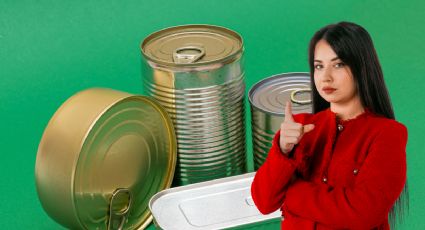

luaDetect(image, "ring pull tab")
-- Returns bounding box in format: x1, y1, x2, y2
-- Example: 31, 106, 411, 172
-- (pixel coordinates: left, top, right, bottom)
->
245, 196, 255, 206
107, 188, 132, 230
172, 46, 205, 64
290, 88, 312, 105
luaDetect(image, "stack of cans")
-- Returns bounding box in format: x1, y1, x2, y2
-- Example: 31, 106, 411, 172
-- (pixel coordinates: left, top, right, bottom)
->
35, 24, 314, 230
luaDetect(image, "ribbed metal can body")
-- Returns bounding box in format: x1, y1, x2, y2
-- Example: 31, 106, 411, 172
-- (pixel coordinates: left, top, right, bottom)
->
141, 25, 247, 185
249, 73, 312, 170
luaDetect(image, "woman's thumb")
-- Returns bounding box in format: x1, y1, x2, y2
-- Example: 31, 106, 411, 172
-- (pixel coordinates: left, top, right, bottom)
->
303, 124, 315, 134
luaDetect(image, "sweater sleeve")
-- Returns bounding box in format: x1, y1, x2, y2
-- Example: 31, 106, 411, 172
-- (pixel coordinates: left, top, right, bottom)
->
284, 122, 408, 229
250, 130, 298, 214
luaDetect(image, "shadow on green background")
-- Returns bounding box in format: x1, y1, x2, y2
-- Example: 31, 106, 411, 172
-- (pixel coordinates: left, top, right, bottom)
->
1, 0, 424, 229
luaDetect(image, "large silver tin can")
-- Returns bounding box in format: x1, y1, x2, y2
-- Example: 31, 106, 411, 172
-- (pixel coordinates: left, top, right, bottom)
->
149, 172, 281, 229
141, 25, 247, 185
249, 72, 312, 170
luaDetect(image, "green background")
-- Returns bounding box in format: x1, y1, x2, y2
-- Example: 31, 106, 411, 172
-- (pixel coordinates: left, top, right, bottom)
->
1, 0, 424, 229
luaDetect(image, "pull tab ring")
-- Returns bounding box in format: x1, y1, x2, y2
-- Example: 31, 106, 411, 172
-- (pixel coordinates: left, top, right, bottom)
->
107, 188, 132, 230
290, 88, 312, 105
172, 46, 205, 64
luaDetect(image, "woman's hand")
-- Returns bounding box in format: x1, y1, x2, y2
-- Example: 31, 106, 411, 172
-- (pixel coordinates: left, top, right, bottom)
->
280, 101, 315, 154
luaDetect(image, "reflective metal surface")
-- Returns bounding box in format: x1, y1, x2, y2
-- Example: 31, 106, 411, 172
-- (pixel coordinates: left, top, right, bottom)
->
141, 25, 247, 185
149, 172, 281, 230
142, 24, 242, 66
35, 88, 176, 229
249, 73, 312, 169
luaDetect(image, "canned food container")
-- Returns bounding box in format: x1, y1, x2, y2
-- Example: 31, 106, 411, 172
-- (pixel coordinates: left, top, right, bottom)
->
149, 172, 281, 229
249, 73, 312, 170
141, 25, 247, 185
35, 88, 177, 229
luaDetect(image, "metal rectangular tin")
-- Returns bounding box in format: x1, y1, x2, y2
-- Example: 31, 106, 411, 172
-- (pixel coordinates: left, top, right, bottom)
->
149, 172, 281, 229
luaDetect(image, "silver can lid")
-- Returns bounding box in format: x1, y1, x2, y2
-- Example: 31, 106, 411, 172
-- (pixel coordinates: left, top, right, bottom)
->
141, 24, 243, 66
149, 173, 281, 229
249, 72, 312, 115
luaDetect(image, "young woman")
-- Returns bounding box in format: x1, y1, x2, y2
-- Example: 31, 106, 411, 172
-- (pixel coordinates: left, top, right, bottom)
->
251, 22, 408, 229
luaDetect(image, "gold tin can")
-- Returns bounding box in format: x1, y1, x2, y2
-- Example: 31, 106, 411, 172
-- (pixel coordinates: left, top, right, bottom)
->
141, 25, 247, 185
35, 88, 176, 229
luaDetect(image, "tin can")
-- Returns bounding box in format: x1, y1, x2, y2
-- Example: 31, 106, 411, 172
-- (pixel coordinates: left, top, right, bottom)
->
249, 73, 312, 170
35, 88, 177, 229
149, 172, 281, 229
141, 25, 247, 185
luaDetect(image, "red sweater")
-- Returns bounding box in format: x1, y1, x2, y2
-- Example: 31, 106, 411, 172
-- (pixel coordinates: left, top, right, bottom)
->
251, 108, 407, 229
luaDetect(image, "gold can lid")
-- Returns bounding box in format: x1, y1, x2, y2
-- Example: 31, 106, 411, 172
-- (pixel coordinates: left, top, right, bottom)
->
35, 88, 176, 229
141, 24, 243, 66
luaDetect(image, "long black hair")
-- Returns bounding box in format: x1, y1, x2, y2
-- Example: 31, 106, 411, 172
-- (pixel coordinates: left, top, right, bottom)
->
308, 21, 408, 228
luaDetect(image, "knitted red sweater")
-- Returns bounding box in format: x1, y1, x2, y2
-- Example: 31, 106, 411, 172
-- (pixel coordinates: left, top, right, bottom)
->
251, 108, 407, 229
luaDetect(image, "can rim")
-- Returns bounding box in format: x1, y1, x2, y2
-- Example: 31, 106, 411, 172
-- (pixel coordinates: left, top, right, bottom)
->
140, 24, 244, 67
248, 72, 311, 116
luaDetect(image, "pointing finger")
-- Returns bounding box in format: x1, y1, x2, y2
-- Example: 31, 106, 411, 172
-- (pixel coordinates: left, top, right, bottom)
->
284, 101, 294, 122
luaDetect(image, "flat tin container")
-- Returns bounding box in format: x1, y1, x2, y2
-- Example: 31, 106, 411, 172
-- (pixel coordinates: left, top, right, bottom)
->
149, 172, 281, 229
35, 88, 177, 229
249, 72, 312, 169
141, 25, 247, 185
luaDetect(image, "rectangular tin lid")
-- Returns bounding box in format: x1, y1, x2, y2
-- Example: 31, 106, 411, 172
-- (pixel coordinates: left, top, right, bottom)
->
149, 172, 280, 229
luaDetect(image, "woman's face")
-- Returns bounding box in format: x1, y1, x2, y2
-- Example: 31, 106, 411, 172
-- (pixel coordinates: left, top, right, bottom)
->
313, 39, 359, 107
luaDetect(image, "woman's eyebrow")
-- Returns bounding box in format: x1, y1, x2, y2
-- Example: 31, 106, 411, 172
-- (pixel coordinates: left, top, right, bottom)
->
314, 57, 340, 62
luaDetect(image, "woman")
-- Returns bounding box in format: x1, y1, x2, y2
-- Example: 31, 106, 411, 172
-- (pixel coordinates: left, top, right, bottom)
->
251, 22, 408, 229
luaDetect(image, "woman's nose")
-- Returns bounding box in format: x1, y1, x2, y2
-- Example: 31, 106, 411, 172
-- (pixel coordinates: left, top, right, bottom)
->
321, 67, 332, 82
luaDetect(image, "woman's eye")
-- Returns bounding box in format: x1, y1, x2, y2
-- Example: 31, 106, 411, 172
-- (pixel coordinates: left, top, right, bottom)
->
314, 65, 323, 70
334, 62, 345, 68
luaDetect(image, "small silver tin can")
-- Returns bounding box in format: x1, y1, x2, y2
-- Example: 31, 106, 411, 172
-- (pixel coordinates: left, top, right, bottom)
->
249, 72, 312, 169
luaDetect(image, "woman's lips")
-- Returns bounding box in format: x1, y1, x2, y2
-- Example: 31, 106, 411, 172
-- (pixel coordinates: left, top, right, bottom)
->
322, 87, 336, 94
